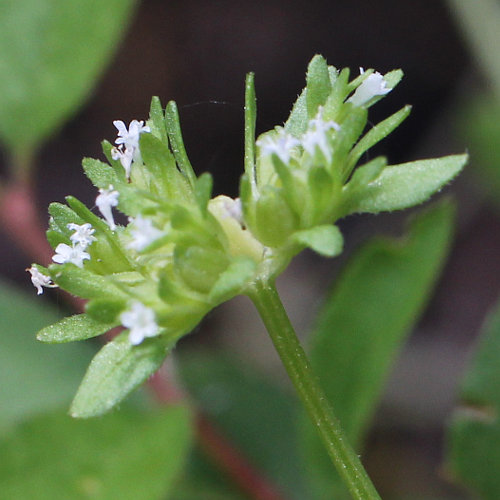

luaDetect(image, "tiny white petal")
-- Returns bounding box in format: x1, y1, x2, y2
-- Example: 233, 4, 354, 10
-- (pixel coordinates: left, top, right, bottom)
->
127, 215, 165, 251
112, 119, 150, 177
348, 71, 391, 107
120, 301, 159, 345
67, 223, 96, 248
301, 108, 340, 161
27, 266, 57, 295
96, 185, 119, 230
222, 197, 243, 225
111, 146, 134, 178
257, 129, 300, 164
52, 243, 90, 268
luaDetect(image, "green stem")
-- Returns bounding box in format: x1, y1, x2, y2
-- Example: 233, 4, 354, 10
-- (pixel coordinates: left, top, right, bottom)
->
248, 279, 381, 500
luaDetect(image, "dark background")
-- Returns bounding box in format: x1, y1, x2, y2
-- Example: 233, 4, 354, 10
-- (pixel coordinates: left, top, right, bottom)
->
3, 1, 499, 497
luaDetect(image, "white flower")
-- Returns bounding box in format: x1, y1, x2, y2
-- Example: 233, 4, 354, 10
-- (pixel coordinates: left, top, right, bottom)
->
114, 119, 150, 151
301, 108, 340, 161
96, 185, 119, 230
257, 128, 300, 164
67, 223, 96, 248
120, 301, 160, 345
126, 215, 165, 251
112, 119, 150, 178
348, 71, 391, 107
52, 243, 90, 268
27, 266, 58, 295
111, 145, 134, 179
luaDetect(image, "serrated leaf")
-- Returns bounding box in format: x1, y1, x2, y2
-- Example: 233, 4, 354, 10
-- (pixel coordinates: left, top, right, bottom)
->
292, 225, 343, 257
209, 257, 256, 304
446, 301, 500, 499
70, 331, 171, 417
0, 406, 192, 500
37, 313, 116, 343
300, 200, 455, 498
0, 0, 136, 159
341, 154, 468, 215
306, 55, 332, 117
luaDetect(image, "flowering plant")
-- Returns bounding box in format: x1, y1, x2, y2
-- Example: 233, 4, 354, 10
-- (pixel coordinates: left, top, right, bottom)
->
29, 55, 466, 499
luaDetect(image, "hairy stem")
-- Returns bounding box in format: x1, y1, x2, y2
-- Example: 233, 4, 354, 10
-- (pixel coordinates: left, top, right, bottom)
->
248, 279, 381, 500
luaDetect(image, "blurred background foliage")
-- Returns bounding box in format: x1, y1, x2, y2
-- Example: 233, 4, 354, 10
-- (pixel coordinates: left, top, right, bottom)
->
1, 0, 500, 498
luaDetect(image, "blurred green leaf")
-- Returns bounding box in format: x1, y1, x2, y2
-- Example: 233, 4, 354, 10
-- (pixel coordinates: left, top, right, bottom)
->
0, 0, 136, 161
457, 97, 500, 206
0, 280, 96, 433
178, 349, 310, 500
0, 405, 192, 499
446, 301, 500, 499
169, 446, 248, 500
70, 331, 171, 418
342, 154, 467, 216
300, 199, 456, 498
447, 0, 500, 100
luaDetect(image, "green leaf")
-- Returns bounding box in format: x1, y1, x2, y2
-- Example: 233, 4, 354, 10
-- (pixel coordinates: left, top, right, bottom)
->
194, 172, 213, 214
300, 200, 456, 498
456, 97, 500, 208
345, 105, 412, 176
209, 257, 256, 304
139, 131, 179, 198
0, 406, 192, 500
70, 331, 171, 417
0, 0, 136, 159
148, 95, 168, 144
37, 313, 117, 343
178, 349, 310, 500
85, 297, 127, 324
0, 280, 96, 432
342, 154, 468, 215
306, 55, 332, 117
82, 157, 121, 190
165, 100, 197, 187
285, 88, 308, 137
446, 301, 500, 499
49, 264, 127, 300
291, 225, 343, 257
48, 202, 84, 234
244, 72, 257, 181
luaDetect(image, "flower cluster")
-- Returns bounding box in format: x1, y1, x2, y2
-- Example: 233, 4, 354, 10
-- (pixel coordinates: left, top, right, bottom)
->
30, 56, 466, 417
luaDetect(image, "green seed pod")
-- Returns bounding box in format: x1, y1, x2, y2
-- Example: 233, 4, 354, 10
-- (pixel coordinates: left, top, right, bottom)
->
252, 186, 299, 248
174, 245, 229, 294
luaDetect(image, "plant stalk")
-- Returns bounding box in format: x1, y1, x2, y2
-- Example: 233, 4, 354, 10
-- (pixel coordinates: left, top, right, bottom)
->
248, 279, 381, 500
